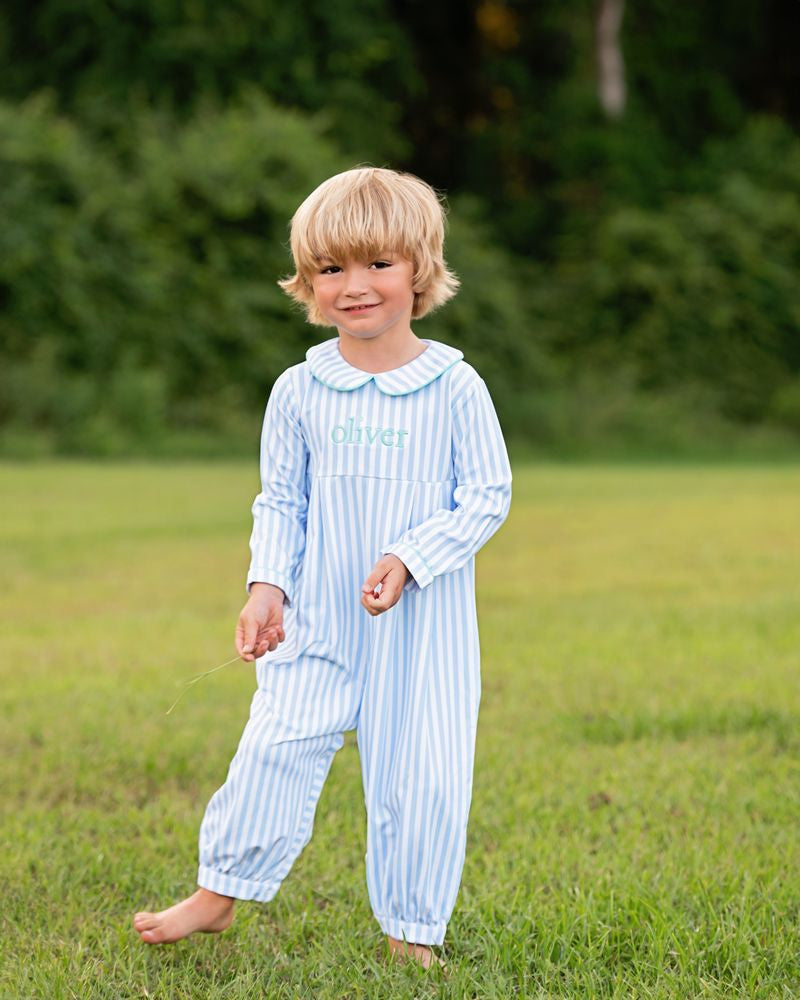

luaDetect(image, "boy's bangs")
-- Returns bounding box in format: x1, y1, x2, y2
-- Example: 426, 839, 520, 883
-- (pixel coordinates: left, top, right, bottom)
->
295, 185, 418, 274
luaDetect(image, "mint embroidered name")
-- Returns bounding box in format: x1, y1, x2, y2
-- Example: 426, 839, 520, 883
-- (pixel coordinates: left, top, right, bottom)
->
331, 417, 409, 449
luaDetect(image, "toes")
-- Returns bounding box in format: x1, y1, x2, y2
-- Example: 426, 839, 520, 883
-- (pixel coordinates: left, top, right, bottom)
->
139, 923, 174, 944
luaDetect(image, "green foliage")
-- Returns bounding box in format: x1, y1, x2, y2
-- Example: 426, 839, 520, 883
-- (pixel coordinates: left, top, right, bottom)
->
532, 117, 800, 427
768, 378, 800, 434
2, 0, 798, 259
623, 0, 766, 152
0, 93, 346, 453
2, 95, 799, 456
424, 193, 557, 402
0, 0, 420, 163
0, 93, 556, 455
1, 1, 799, 456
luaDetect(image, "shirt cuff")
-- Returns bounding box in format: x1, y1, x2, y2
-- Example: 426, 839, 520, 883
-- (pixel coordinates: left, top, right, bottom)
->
380, 542, 435, 591
246, 568, 294, 606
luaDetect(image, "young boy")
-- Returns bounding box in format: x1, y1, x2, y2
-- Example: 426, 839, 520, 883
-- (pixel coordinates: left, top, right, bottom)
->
133, 166, 512, 970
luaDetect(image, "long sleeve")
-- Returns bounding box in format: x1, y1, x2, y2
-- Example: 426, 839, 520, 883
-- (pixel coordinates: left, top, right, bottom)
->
246, 370, 309, 606
380, 376, 512, 591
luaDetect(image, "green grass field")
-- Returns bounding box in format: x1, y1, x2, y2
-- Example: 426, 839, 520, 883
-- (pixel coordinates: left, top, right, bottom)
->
1, 460, 799, 999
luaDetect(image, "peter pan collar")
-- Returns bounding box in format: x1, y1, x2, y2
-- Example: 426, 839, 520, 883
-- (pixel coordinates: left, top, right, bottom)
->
306, 337, 464, 396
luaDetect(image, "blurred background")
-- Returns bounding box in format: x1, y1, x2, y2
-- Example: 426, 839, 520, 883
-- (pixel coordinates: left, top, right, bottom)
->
1, 0, 799, 459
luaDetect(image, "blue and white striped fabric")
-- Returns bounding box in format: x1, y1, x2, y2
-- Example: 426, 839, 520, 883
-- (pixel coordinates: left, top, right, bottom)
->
198, 336, 512, 945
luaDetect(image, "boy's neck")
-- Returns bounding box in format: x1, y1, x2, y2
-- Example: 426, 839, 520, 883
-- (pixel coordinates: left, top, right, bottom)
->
337, 329, 427, 374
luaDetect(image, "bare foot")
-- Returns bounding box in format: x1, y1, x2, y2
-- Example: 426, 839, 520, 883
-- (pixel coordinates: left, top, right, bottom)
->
133, 888, 235, 944
386, 934, 449, 973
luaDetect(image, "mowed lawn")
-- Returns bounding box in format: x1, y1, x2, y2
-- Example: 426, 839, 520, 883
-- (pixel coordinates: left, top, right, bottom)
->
1, 460, 799, 999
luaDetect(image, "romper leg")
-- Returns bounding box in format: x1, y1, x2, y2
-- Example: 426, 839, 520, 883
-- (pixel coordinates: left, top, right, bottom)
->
197, 685, 345, 901
357, 571, 482, 946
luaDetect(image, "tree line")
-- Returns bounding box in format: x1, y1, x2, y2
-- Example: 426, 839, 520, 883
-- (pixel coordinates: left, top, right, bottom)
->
1, 0, 799, 455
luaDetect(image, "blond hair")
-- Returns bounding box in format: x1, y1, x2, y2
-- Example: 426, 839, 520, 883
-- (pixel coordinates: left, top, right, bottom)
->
277, 166, 460, 326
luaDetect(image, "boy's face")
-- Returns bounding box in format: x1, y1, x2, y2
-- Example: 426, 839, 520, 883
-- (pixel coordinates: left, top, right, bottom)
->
310, 251, 417, 342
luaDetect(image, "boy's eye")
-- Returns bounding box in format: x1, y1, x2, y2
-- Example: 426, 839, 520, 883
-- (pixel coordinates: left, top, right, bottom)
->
318, 260, 391, 274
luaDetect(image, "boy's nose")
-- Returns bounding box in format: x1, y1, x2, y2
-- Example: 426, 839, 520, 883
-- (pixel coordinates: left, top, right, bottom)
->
343, 273, 369, 295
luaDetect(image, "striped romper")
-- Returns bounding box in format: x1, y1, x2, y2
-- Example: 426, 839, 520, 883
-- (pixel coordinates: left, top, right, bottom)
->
197, 336, 512, 946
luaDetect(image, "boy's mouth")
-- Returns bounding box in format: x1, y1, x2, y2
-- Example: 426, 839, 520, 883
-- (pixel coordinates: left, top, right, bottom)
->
343, 303, 378, 312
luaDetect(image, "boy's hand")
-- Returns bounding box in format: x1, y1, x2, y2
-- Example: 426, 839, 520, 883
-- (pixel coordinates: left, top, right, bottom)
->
236, 583, 286, 662
361, 555, 410, 617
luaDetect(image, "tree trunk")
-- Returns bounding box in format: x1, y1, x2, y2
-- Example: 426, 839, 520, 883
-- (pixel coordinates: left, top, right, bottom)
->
596, 0, 626, 118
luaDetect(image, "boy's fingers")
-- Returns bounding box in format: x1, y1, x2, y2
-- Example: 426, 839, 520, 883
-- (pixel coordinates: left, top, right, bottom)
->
362, 563, 388, 593
263, 624, 286, 650
361, 588, 396, 615
362, 584, 384, 603
241, 620, 258, 654
240, 623, 285, 659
